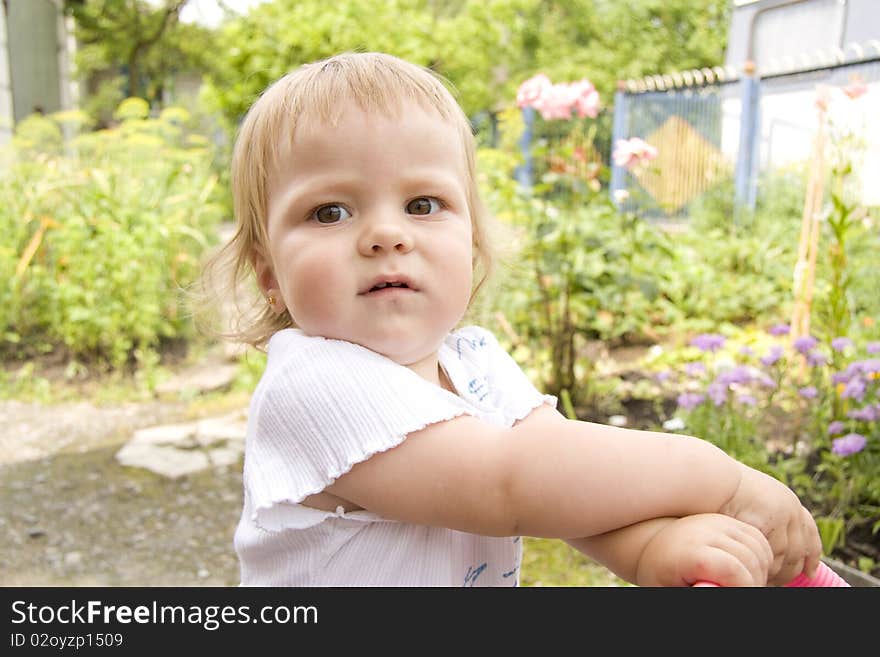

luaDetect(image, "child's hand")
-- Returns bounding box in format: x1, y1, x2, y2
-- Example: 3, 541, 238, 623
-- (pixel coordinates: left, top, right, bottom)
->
720, 463, 822, 586
635, 514, 773, 587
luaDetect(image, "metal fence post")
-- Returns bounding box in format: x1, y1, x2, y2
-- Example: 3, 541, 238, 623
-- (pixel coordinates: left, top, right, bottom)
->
610, 82, 629, 208
735, 60, 760, 217
516, 106, 534, 190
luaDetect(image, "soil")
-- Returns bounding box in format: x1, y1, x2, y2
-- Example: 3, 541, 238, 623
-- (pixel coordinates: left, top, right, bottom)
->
0, 442, 242, 586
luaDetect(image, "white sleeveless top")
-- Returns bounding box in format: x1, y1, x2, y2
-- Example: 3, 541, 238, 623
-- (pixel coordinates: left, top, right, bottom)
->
234, 325, 556, 586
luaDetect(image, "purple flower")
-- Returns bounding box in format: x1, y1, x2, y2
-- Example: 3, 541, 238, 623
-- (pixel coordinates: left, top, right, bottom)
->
677, 392, 705, 411
737, 394, 758, 407
841, 377, 867, 402
760, 345, 784, 367
793, 335, 819, 354
847, 405, 880, 422
757, 373, 777, 389
654, 370, 671, 382
827, 421, 846, 436
853, 359, 880, 374
831, 337, 853, 352
867, 342, 880, 354
684, 362, 706, 377
690, 333, 726, 352
707, 381, 728, 406
715, 366, 753, 386
768, 323, 791, 336
831, 433, 867, 456
739, 346, 755, 357
831, 371, 852, 385
806, 350, 828, 367
798, 386, 818, 399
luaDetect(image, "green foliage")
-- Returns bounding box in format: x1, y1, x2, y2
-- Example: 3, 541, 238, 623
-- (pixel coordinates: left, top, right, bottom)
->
479, 138, 676, 404
202, 0, 732, 128
64, 0, 217, 123
0, 103, 225, 370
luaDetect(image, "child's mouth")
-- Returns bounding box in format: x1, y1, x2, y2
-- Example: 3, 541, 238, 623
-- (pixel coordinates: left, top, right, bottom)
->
369, 282, 411, 292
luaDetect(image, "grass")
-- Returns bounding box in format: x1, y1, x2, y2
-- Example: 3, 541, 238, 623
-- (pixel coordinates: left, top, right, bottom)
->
521, 538, 632, 587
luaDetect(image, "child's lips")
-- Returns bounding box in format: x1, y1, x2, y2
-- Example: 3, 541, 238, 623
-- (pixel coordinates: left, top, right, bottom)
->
360, 274, 419, 294
363, 286, 416, 297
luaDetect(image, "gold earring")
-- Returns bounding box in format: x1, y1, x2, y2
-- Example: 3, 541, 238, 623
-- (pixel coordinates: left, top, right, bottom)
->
267, 295, 276, 306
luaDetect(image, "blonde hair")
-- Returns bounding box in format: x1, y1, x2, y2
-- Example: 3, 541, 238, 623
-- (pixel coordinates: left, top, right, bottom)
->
199, 52, 500, 349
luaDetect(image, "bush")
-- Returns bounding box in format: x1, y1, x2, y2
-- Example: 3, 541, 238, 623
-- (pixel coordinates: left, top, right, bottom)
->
0, 103, 226, 368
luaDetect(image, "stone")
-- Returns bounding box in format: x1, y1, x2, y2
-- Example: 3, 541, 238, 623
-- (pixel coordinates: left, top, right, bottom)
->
115, 411, 246, 479
155, 363, 239, 396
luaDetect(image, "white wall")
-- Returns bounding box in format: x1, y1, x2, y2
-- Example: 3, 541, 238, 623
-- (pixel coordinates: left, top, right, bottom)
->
0, 5, 14, 147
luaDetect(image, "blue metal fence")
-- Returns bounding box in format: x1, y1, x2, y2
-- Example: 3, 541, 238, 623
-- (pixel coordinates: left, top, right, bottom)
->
605, 41, 880, 221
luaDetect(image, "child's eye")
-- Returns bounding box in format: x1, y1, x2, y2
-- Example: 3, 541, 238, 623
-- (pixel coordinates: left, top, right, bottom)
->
311, 204, 351, 224
405, 197, 442, 216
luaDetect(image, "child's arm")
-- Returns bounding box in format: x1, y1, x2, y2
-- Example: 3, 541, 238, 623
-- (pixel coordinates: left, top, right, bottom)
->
566, 514, 773, 587
325, 404, 820, 582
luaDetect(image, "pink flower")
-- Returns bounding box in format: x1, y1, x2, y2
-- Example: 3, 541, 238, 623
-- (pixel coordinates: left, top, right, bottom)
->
570, 79, 600, 118
517, 75, 601, 121
613, 137, 658, 169
533, 83, 579, 120
516, 73, 551, 109
843, 75, 868, 100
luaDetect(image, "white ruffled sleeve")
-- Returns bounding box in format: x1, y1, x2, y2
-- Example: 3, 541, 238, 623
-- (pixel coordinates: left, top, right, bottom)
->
243, 329, 478, 531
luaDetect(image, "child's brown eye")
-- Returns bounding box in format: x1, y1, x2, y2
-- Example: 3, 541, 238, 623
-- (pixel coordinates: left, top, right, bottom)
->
406, 197, 440, 215
312, 204, 350, 224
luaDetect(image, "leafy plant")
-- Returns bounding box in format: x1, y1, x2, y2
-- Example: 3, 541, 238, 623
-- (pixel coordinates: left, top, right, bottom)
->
1, 102, 225, 371
656, 326, 879, 559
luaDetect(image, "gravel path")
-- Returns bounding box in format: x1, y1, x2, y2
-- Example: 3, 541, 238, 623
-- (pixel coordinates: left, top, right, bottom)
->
0, 398, 244, 587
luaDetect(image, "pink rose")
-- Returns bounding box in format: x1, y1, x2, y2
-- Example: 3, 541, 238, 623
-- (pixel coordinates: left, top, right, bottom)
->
516, 73, 551, 109
612, 137, 658, 169
570, 78, 600, 118
533, 83, 579, 120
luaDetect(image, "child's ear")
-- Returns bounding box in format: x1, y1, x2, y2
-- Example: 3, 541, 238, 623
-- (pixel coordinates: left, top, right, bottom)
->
251, 249, 285, 313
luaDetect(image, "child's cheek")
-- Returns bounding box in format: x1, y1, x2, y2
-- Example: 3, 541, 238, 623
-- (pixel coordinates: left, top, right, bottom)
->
284, 253, 348, 330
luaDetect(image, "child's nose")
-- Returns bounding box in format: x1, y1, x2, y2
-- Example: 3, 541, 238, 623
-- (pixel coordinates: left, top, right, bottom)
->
357, 214, 414, 255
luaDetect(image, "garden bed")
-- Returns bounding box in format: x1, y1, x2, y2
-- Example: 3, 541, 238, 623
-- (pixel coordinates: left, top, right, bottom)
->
582, 389, 880, 584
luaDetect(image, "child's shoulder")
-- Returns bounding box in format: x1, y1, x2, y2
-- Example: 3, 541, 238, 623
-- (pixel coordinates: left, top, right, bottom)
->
265, 328, 384, 363
259, 328, 393, 394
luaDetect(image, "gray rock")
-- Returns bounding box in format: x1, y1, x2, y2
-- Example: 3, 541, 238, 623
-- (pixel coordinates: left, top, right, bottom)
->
114, 410, 246, 479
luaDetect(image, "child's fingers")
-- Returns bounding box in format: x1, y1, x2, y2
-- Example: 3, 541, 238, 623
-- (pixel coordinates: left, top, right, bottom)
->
770, 515, 809, 586
780, 507, 821, 583
763, 524, 789, 580
735, 521, 773, 570
721, 532, 771, 585
695, 546, 763, 587
732, 522, 773, 582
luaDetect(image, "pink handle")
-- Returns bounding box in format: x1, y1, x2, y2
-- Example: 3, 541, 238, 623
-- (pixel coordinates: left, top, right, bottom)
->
693, 561, 850, 587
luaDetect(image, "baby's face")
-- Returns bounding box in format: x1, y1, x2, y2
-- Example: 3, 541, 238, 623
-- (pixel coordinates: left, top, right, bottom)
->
258, 103, 474, 367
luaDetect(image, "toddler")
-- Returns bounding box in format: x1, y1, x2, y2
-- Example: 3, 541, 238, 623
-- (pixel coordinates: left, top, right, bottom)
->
206, 52, 820, 587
